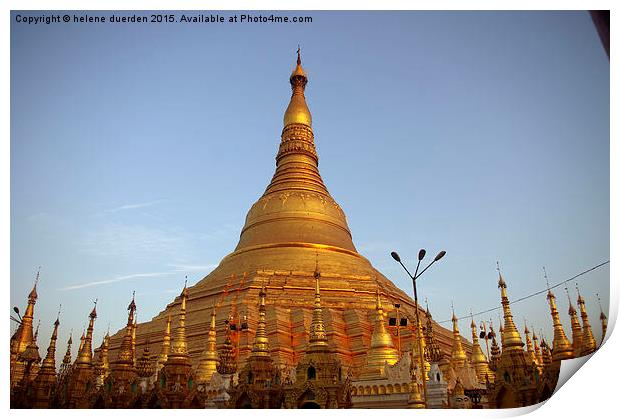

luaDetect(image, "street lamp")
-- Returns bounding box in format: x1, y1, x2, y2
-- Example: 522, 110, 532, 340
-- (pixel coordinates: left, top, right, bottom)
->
391, 248, 446, 408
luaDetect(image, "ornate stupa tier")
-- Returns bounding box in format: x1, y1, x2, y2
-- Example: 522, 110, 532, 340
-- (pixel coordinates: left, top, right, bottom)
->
235, 49, 355, 253
496, 269, 524, 352
107, 52, 462, 374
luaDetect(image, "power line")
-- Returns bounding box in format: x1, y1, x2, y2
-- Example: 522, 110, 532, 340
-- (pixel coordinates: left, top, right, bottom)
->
436, 260, 610, 325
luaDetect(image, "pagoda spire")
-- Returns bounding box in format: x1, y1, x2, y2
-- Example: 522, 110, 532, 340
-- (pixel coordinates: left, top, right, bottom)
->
496, 263, 524, 352
130, 291, 137, 365
450, 303, 466, 369
34, 320, 40, 342
41, 310, 60, 371
115, 293, 137, 364
217, 315, 237, 375
77, 329, 85, 355
59, 331, 73, 379
283, 46, 312, 128
76, 300, 97, 365
566, 287, 583, 357
597, 293, 607, 342
171, 280, 189, 355
94, 331, 110, 384
576, 286, 597, 355
31, 309, 61, 408
12, 268, 41, 356
523, 320, 538, 367
543, 268, 573, 361
423, 300, 443, 363
540, 338, 552, 367
469, 313, 491, 384
532, 331, 543, 372
157, 315, 172, 371
362, 288, 399, 376
489, 323, 501, 371
251, 285, 270, 357
308, 266, 328, 348
196, 306, 220, 383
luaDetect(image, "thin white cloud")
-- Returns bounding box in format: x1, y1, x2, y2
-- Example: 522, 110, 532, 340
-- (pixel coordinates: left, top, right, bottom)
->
80, 223, 190, 258
167, 263, 218, 272
105, 199, 166, 213
59, 272, 174, 291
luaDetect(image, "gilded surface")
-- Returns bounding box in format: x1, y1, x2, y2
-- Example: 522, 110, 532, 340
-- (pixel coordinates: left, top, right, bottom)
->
106, 53, 462, 376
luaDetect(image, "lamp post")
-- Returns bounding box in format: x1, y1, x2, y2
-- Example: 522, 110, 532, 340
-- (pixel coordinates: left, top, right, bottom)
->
395, 303, 402, 357
391, 249, 446, 408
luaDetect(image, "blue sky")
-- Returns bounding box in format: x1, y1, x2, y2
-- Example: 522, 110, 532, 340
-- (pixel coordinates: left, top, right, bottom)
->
10, 11, 609, 362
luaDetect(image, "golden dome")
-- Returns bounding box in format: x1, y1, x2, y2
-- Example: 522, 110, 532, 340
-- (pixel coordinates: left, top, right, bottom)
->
235, 50, 355, 253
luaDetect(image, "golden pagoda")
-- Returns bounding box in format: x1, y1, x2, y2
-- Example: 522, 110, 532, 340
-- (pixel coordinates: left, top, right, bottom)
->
195, 308, 220, 383
106, 293, 139, 408
107, 51, 458, 372
156, 315, 172, 372
159, 284, 195, 408
566, 288, 583, 357
58, 332, 73, 382
93, 331, 110, 388
488, 325, 501, 372
496, 269, 524, 353
10, 269, 40, 389
217, 315, 237, 375
449, 308, 467, 370
469, 316, 492, 384
283, 269, 349, 408
31, 314, 60, 408
576, 287, 597, 356
62, 302, 98, 408
359, 290, 400, 377
532, 332, 543, 370
544, 271, 573, 361
229, 286, 284, 408
523, 321, 539, 369
490, 267, 537, 408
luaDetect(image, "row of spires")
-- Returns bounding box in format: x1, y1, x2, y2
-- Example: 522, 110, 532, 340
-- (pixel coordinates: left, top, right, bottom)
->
10, 259, 608, 407
435, 264, 607, 393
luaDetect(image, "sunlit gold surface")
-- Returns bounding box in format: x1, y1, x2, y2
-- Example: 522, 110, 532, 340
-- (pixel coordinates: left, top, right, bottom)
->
523, 322, 538, 369
450, 312, 467, 369
283, 50, 312, 127
76, 303, 97, 365
107, 53, 460, 373
30, 316, 60, 408
469, 318, 492, 384
576, 290, 597, 355
360, 291, 399, 377
195, 309, 220, 383
10, 279, 39, 388
497, 273, 524, 352
546, 289, 573, 361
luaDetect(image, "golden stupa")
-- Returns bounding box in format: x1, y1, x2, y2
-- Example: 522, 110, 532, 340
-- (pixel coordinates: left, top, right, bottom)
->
108, 51, 461, 371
